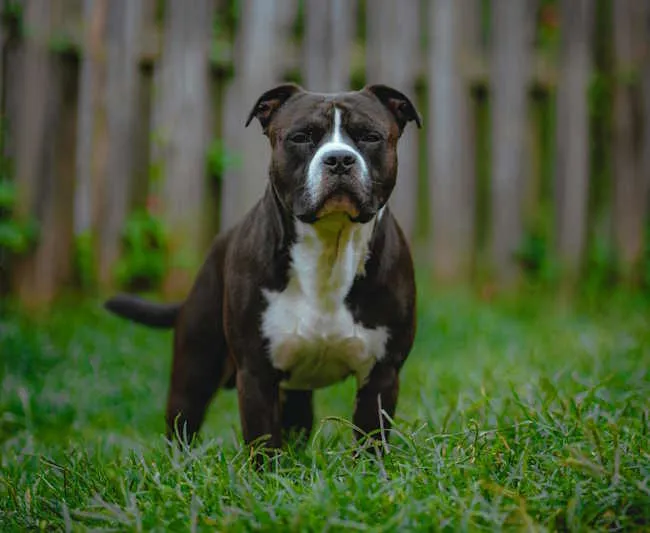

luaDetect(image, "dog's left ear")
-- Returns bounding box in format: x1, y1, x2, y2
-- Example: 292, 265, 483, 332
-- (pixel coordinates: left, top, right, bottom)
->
245, 83, 304, 133
364, 84, 422, 132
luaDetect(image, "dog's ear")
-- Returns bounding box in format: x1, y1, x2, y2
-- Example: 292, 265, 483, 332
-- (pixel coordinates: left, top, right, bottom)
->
245, 83, 304, 133
364, 84, 422, 132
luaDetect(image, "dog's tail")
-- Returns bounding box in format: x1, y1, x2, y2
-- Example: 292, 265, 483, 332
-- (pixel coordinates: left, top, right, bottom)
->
104, 294, 181, 329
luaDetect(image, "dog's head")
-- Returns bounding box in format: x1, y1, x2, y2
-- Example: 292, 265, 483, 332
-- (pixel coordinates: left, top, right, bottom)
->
245, 83, 421, 224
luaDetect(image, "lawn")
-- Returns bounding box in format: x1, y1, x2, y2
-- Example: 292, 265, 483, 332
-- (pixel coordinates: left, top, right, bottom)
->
1, 283, 649, 531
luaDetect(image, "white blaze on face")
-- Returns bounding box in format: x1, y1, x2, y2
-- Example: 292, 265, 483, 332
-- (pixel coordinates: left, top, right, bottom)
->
306, 107, 369, 203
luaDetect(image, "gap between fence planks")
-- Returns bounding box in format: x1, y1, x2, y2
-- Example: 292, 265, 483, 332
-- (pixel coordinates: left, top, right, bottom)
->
150, 0, 215, 297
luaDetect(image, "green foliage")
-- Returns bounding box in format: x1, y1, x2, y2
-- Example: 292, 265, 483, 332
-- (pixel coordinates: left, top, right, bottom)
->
73, 231, 97, 290
0, 120, 39, 259
1, 290, 649, 530
283, 68, 303, 86
153, 0, 165, 25
213, 0, 240, 37
206, 139, 241, 182
588, 72, 613, 122
147, 158, 164, 186
48, 33, 77, 54
114, 210, 168, 291
0, 217, 38, 255
586, 1, 616, 299
536, 0, 560, 55
211, 0, 240, 70
213, 0, 240, 42
148, 131, 168, 186
514, 228, 558, 286
644, 224, 650, 291
292, 0, 306, 41
0, 180, 39, 256
2, 0, 23, 25
583, 236, 617, 295
350, 68, 366, 92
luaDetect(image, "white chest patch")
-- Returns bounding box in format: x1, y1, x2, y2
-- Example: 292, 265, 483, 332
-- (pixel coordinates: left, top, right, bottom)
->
261, 215, 388, 390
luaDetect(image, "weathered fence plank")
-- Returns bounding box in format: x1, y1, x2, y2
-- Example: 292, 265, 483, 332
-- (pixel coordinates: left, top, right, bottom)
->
74, 0, 107, 240
220, 0, 296, 231
11, 0, 67, 306
96, 0, 145, 288
612, 0, 648, 281
555, 0, 593, 277
428, 0, 475, 282
303, 0, 356, 92
3, 0, 650, 305
13, 0, 53, 222
150, 0, 214, 296
489, 0, 536, 286
366, 0, 420, 243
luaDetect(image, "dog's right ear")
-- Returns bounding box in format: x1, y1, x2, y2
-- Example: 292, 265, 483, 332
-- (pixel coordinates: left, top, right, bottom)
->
245, 83, 304, 134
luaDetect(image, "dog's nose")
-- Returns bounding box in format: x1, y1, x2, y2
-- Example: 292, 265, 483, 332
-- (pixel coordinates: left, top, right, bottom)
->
323, 151, 356, 174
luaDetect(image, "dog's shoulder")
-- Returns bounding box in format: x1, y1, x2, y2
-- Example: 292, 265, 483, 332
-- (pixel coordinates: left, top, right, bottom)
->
347, 208, 416, 339
369, 207, 415, 283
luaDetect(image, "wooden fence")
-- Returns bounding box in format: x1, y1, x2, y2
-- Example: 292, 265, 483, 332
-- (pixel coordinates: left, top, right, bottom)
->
1, 0, 649, 307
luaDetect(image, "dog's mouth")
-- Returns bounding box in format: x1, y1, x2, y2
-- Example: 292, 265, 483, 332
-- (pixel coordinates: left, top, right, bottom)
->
294, 184, 379, 225
296, 190, 377, 225
316, 193, 360, 219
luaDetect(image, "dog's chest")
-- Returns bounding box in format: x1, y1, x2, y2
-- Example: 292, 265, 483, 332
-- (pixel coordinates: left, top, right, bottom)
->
261, 220, 388, 390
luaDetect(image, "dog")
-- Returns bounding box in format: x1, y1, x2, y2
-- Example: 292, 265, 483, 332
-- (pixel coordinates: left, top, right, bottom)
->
105, 83, 421, 456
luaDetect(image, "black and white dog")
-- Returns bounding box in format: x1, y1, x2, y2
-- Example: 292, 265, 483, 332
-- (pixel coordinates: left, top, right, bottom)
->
105, 83, 421, 455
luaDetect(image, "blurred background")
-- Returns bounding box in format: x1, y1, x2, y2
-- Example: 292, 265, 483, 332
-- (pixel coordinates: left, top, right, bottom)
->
0, 0, 649, 308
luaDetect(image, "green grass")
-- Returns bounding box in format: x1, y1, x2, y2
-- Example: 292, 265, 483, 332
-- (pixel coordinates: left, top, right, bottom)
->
1, 285, 649, 531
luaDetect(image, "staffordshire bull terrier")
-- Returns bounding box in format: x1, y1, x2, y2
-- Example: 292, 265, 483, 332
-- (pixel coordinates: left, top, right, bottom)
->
105, 83, 421, 456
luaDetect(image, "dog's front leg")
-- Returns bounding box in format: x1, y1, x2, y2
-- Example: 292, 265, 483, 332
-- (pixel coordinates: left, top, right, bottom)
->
353, 363, 399, 452
236, 366, 282, 464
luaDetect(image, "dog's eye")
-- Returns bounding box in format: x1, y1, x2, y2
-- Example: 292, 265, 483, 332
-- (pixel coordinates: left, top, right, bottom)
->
289, 131, 312, 144
359, 132, 382, 143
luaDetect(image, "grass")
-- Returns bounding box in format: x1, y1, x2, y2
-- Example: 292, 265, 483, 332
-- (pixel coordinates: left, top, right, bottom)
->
1, 283, 649, 531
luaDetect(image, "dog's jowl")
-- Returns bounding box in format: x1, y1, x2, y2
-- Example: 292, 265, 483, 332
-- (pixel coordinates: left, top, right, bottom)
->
105, 83, 422, 456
